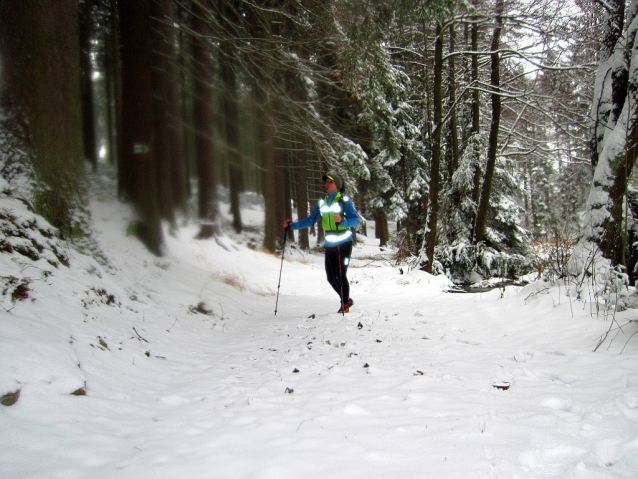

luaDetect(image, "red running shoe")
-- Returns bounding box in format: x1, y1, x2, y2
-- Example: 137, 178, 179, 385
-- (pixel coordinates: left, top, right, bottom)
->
338, 298, 354, 313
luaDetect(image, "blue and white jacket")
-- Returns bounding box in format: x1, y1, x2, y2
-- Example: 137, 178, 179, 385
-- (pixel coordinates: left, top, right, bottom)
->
290, 192, 359, 248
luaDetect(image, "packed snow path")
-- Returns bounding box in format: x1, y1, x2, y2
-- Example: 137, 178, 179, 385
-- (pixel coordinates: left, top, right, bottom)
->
1, 199, 637, 478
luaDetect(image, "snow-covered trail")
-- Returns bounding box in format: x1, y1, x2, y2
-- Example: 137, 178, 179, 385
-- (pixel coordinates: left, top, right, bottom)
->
28, 276, 636, 479
1, 198, 637, 478
84, 279, 635, 478
224, 280, 637, 479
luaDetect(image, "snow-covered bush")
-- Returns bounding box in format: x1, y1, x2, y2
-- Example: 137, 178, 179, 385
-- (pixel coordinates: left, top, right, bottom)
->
435, 241, 534, 284
569, 239, 638, 312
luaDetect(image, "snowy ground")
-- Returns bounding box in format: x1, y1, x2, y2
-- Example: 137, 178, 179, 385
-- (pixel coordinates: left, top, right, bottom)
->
1, 188, 638, 478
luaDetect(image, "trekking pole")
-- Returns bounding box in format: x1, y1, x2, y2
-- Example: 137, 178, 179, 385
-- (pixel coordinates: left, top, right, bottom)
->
336, 241, 345, 316
274, 225, 290, 315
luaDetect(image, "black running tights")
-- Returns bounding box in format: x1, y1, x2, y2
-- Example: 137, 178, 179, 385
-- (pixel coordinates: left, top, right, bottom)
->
324, 242, 352, 305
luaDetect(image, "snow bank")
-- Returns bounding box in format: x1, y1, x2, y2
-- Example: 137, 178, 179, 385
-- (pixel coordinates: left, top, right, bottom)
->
0, 192, 637, 479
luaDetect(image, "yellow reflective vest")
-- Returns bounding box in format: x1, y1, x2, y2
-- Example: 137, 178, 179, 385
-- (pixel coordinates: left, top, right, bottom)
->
319, 192, 353, 243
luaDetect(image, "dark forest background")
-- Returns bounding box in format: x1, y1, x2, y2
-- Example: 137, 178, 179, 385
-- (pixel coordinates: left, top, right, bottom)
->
5, 0, 638, 285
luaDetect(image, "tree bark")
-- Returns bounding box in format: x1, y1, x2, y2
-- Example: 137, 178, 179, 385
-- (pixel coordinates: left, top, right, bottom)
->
150, 0, 176, 224
249, 2, 279, 253
192, 2, 218, 235
590, 0, 625, 169
294, 136, 311, 250
79, 0, 98, 168
104, 0, 120, 167
577, 0, 638, 278
422, 23, 444, 273
0, 0, 86, 237
473, 0, 504, 245
159, 0, 189, 212
220, 0, 244, 234
470, 0, 482, 210
376, 210, 390, 248
447, 22, 459, 181
119, 0, 162, 253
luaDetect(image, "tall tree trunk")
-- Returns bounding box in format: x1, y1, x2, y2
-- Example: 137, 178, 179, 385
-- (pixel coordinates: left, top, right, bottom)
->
0, 0, 86, 237
260, 106, 277, 252
104, 0, 120, 166
473, 0, 503, 244
146, 0, 186, 220
447, 22, 459, 181
107, 0, 122, 168
162, 0, 189, 212
470, 0, 482, 211
590, 0, 626, 169
177, 2, 194, 197
593, 107, 638, 270
150, 0, 176, 224
119, 0, 162, 253
376, 210, 390, 248
294, 136, 310, 250
79, 0, 98, 168
579, 0, 638, 275
422, 23, 444, 273
192, 2, 218, 237
220, 0, 244, 234
250, 3, 279, 253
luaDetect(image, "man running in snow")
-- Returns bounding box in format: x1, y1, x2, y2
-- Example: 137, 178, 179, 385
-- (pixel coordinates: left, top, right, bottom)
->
284, 171, 360, 313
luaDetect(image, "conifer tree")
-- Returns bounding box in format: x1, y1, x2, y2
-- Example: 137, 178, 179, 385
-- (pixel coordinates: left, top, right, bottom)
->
0, 0, 87, 238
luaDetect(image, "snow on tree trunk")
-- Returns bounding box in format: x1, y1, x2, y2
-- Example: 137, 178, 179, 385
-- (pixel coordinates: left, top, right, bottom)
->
574, 0, 638, 276
590, 0, 626, 169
